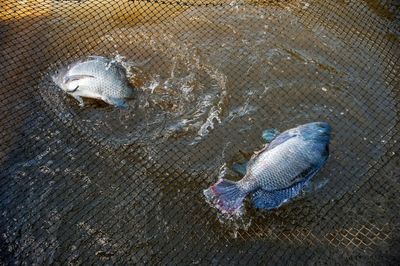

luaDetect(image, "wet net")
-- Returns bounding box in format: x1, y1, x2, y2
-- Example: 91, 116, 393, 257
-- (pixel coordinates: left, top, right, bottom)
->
0, 0, 399, 264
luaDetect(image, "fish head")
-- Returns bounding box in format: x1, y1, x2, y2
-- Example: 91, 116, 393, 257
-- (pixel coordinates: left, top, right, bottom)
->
298, 122, 332, 142
310, 121, 331, 134
51, 66, 70, 91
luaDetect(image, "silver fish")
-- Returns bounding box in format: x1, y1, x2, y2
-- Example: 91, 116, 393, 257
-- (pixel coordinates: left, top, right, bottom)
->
203, 122, 331, 215
52, 56, 133, 108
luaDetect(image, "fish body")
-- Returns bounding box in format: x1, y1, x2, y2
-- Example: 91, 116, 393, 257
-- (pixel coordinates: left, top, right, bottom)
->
52, 56, 133, 108
203, 122, 331, 215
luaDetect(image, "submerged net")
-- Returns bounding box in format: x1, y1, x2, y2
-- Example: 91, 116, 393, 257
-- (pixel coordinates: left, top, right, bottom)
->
0, 0, 399, 264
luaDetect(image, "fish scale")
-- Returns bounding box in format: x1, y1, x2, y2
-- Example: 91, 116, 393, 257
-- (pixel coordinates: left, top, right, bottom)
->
242, 139, 316, 190
203, 122, 331, 215
52, 56, 134, 108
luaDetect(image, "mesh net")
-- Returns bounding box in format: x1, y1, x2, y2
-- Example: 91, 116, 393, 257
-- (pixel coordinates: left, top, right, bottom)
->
0, 0, 399, 264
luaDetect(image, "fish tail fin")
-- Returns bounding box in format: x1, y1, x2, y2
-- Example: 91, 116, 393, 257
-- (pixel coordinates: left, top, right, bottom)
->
203, 179, 247, 215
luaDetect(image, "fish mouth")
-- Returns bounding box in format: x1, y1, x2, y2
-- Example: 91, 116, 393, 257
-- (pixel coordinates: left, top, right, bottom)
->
311, 122, 332, 134
300, 122, 332, 139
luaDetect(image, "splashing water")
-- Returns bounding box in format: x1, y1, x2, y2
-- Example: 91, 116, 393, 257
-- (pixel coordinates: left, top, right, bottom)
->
203, 163, 253, 230
38, 2, 397, 216
40, 36, 228, 147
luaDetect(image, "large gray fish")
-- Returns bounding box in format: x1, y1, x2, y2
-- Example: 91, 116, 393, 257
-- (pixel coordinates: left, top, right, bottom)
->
203, 122, 331, 215
52, 56, 134, 108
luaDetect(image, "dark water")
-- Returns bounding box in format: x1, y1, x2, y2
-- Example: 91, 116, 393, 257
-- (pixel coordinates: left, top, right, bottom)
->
1, 0, 399, 264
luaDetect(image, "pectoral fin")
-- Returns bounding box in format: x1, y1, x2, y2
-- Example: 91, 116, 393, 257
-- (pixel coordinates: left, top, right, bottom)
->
64, 75, 95, 84
71, 94, 85, 107
66, 85, 79, 93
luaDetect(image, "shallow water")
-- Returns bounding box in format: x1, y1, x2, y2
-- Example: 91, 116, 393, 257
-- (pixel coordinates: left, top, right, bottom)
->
1, 0, 399, 264
40, 2, 397, 199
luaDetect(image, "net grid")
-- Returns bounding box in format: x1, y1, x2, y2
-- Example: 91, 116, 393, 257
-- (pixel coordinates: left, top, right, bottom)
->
0, 0, 399, 265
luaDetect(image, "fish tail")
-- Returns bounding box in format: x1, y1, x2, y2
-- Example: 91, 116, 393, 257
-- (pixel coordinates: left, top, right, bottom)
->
203, 179, 247, 215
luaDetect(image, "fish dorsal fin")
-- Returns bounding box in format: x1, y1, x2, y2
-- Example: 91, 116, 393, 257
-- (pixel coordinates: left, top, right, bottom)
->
64, 75, 95, 84
245, 129, 300, 173
236, 146, 268, 174
232, 162, 248, 176
245, 144, 270, 170
252, 144, 269, 157
266, 129, 299, 151
239, 150, 253, 160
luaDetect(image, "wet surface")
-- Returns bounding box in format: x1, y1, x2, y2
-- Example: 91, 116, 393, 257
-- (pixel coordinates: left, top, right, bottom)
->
0, 0, 399, 264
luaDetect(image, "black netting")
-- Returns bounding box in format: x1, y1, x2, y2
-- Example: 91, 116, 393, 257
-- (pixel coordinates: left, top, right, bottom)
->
0, 0, 399, 264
